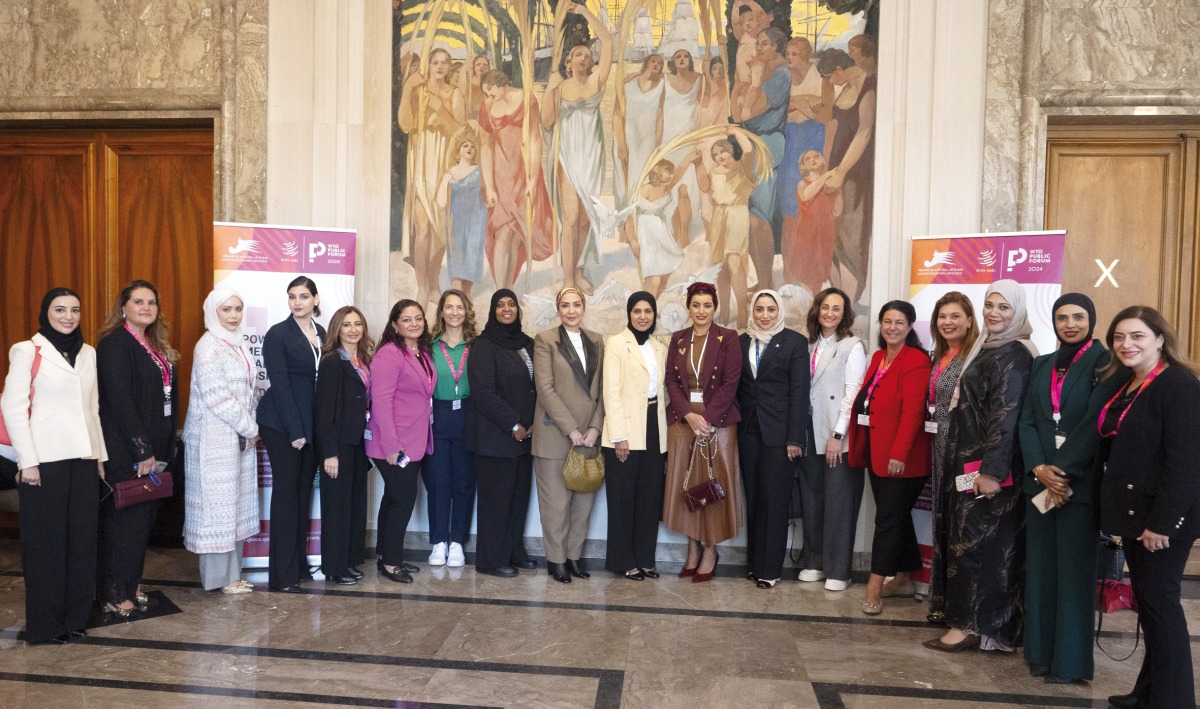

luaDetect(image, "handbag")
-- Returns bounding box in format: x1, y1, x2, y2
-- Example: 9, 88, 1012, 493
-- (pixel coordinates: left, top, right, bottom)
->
113, 470, 174, 509
1093, 533, 1140, 661
0, 345, 43, 456
682, 433, 725, 512
562, 445, 604, 493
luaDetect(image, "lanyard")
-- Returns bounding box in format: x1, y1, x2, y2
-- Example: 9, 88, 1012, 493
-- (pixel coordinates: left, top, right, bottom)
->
1050, 341, 1093, 424
412, 348, 434, 394
438, 340, 469, 394
1097, 362, 1165, 437
755, 340, 763, 368
125, 324, 172, 391
690, 330, 709, 388
348, 353, 371, 392
221, 340, 254, 389
296, 317, 321, 380
927, 348, 959, 410
810, 341, 820, 377
863, 347, 901, 406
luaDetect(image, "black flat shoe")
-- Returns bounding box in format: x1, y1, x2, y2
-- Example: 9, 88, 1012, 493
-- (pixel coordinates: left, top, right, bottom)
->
513, 559, 538, 570
399, 561, 419, 574
30, 634, 70, 645
548, 562, 572, 584
1107, 693, 1145, 709
380, 566, 414, 583
68, 629, 87, 638
756, 578, 779, 589
624, 569, 645, 581
270, 584, 304, 594
565, 560, 589, 579
1028, 663, 1050, 677
347, 567, 364, 579
746, 571, 757, 581
641, 568, 660, 579
329, 574, 358, 586
1045, 675, 1085, 685
479, 566, 518, 578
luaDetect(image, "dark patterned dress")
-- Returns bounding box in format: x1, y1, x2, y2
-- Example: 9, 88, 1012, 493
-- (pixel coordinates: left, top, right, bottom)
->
925, 354, 965, 621
941, 341, 1033, 649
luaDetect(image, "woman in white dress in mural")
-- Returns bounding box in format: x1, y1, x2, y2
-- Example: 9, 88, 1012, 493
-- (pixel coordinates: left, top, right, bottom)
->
662, 49, 702, 245
630, 158, 696, 298
613, 55, 666, 215
541, 2, 613, 295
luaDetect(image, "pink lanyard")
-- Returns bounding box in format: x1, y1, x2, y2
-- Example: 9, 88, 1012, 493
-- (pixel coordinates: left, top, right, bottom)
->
221, 340, 254, 388
1097, 362, 1165, 437
1049, 341, 1093, 424
413, 349, 433, 394
438, 340, 469, 395
125, 323, 172, 392
348, 354, 371, 391
810, 340, 821, 377
927, 348, 958, 409
863, 348, 901, 406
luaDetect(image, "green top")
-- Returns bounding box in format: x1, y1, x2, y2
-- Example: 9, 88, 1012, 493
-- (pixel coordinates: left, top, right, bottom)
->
431, 336, 470, 400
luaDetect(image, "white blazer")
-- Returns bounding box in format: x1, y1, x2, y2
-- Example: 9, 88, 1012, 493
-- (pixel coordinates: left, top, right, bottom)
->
1, 333, 107, 470
601, 329, 668, 453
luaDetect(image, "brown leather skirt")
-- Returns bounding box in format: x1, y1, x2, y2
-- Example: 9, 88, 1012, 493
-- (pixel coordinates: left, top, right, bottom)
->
662, 402, 742, 544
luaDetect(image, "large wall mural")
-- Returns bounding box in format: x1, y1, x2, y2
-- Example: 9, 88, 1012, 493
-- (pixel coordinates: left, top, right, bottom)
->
391, 0, 878, 333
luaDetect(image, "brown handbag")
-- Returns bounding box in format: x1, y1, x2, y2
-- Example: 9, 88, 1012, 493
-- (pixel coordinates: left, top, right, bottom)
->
562, 445, 605, 493
113, 470, 174, 509
682, 433, 725, 512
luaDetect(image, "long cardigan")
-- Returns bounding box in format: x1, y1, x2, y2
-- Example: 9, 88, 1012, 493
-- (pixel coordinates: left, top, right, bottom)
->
531, 326, 605, 460
664, 324, 741, 429
181, 332, 259, 554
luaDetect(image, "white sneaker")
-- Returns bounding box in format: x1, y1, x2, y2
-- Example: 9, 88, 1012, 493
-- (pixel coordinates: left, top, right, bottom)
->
824, 578, 849, 591
428, 542, 447, 566
798, 569, 825, 582
446, 542, 465, 568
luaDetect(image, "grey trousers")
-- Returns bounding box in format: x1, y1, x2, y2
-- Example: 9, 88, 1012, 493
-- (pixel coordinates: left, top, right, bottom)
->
798, 449, 865, 582
198, 548, 243, 591
534, 455, 596, 564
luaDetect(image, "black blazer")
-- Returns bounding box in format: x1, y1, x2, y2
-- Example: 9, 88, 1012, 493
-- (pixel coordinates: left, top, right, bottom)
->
313, 355, 369, 460
737, 329, 810, 449
96, 327, 178, 483
465, 335, 536, 458
1099, 365, 1200, 539
257, 317, 326, 442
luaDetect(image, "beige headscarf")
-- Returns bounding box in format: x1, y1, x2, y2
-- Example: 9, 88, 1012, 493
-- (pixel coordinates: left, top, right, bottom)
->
745, 289, 785, 345
951, 279, 1038, 409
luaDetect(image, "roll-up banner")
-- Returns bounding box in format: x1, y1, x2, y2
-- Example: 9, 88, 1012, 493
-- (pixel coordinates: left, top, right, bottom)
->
213, 222, 357, 567
908, 230, 1066, 586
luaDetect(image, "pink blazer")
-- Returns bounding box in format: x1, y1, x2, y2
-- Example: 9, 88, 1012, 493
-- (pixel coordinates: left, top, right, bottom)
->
366, 342, 436, 462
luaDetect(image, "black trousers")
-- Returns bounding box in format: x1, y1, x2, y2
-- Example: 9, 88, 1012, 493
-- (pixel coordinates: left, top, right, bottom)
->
1125, 537, 1196, 709
474, 453, 533, 571
319, 443, 368, 576
20, 458, 98, 642
603, 404, 664, 573
739, 420, 796, 581
372, 456, 421, 567
867, 472, 926, 577
262, 426, 317, 588
97, 490, 159, 607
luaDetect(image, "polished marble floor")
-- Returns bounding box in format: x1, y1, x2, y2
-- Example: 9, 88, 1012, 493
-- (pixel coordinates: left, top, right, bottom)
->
0, 540, 1196, 708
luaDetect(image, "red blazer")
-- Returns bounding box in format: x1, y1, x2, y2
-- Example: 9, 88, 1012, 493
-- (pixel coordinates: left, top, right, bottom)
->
847, 345, 930, 478
366, 342, 436, 462
665, 324, 742, 429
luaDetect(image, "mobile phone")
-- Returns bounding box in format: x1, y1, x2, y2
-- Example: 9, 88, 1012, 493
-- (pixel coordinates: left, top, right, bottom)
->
154, 460, 169, 473
398, 451, 410, 468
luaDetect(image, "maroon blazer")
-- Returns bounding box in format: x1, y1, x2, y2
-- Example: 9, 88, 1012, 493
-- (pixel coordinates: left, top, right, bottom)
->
846, 345, 931, 478
665, 324, 742, 429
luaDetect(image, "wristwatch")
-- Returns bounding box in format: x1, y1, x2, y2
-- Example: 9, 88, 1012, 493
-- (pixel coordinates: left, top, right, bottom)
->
832, 432, 844, 440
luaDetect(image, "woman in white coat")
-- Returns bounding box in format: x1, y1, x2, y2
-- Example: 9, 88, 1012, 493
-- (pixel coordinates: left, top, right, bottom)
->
182, 288, 260, 594
2, 288, 107, 644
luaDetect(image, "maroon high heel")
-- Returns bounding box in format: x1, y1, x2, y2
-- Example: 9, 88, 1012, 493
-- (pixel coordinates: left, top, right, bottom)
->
678, 565, 698, 578
692, 549, 719, 583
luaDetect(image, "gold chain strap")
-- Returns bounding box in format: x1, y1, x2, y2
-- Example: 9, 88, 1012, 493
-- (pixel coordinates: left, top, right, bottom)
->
682, 432, 717, 491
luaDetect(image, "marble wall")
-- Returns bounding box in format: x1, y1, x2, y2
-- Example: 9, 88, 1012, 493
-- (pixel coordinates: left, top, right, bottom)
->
983, 0, 1200, 231
0, 0, 268, 222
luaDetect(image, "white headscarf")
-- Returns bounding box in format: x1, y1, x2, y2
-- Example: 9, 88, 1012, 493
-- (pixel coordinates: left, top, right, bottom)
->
745, 289, 785, 345
203, 287, 257, 380
951, 279, 1038, 409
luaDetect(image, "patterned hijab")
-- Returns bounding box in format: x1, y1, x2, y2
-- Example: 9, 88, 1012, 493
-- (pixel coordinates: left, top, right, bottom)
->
745, 289, 785, 345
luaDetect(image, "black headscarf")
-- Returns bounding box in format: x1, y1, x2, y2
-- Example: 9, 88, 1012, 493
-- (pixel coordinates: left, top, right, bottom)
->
480, 288, 532, 350
38, 287, 84, 367
626, 291, 657, 345
1052, 292, 1096, 371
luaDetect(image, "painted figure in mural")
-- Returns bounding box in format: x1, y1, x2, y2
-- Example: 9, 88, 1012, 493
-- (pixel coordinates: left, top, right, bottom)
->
662, 50, 702, 245
733, 27, 789, 293
779, 36, 828, 278
455, 53, 492, 125
478, 70, 554, 292
436, 131, 487, 297
541, 2, 613, 296
730, 0, 771, 87
848, 34, 877, 76
696, 129, 756, 329
788, 150, 842, 293
631, 157, 695, 299
398, 47, 467, 308
816, 48, 876, 303
695, 57, 730, 244
658, 0, 701, 59
614, 55, 666, 220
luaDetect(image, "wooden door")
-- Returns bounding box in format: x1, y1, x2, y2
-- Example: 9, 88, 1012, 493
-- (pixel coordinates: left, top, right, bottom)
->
1045, 123, 1200, 355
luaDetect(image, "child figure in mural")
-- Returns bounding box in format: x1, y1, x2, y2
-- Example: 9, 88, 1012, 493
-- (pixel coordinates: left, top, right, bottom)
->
786, 150, 842, 294
436, 131, 487, 298
730, 0, 771, 87
631, 158, 697, 299
398, 47, 467, 308
696, 128, 756, 329
478, 70, 554, 292
541, 2, 613, 296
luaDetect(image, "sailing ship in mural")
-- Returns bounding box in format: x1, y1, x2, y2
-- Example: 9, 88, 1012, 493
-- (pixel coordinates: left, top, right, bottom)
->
391, 0, 878, 332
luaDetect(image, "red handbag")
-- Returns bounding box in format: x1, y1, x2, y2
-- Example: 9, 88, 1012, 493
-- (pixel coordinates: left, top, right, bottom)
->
0, 346, 43, 450
1096, 579, 1137, 614
682, 433, 726, 512
113, 470, 174, 509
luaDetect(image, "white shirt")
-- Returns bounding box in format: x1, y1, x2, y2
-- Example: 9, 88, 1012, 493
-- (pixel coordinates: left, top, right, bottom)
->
640, 340, 658, 398
837, 341, 867, 436
566, 329, 587, 374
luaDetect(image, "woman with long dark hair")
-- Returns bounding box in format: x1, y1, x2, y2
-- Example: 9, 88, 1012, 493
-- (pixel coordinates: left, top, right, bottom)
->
466, 289, 537, 578
3, 288, 106, 642
367, 299, 435, 584
95, 280, 179, 615
258, 276, 325, 593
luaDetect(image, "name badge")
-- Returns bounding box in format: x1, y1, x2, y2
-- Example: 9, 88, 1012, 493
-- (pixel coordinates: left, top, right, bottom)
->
690, 391, 704, 403
430, 413, 435, 425
163, 403, 172, 417
363, 428, 372, 441
857, 414, 870, 426
924, 421, 938, 434
1054, 434, 1066, 449
452, 399, 461, 411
